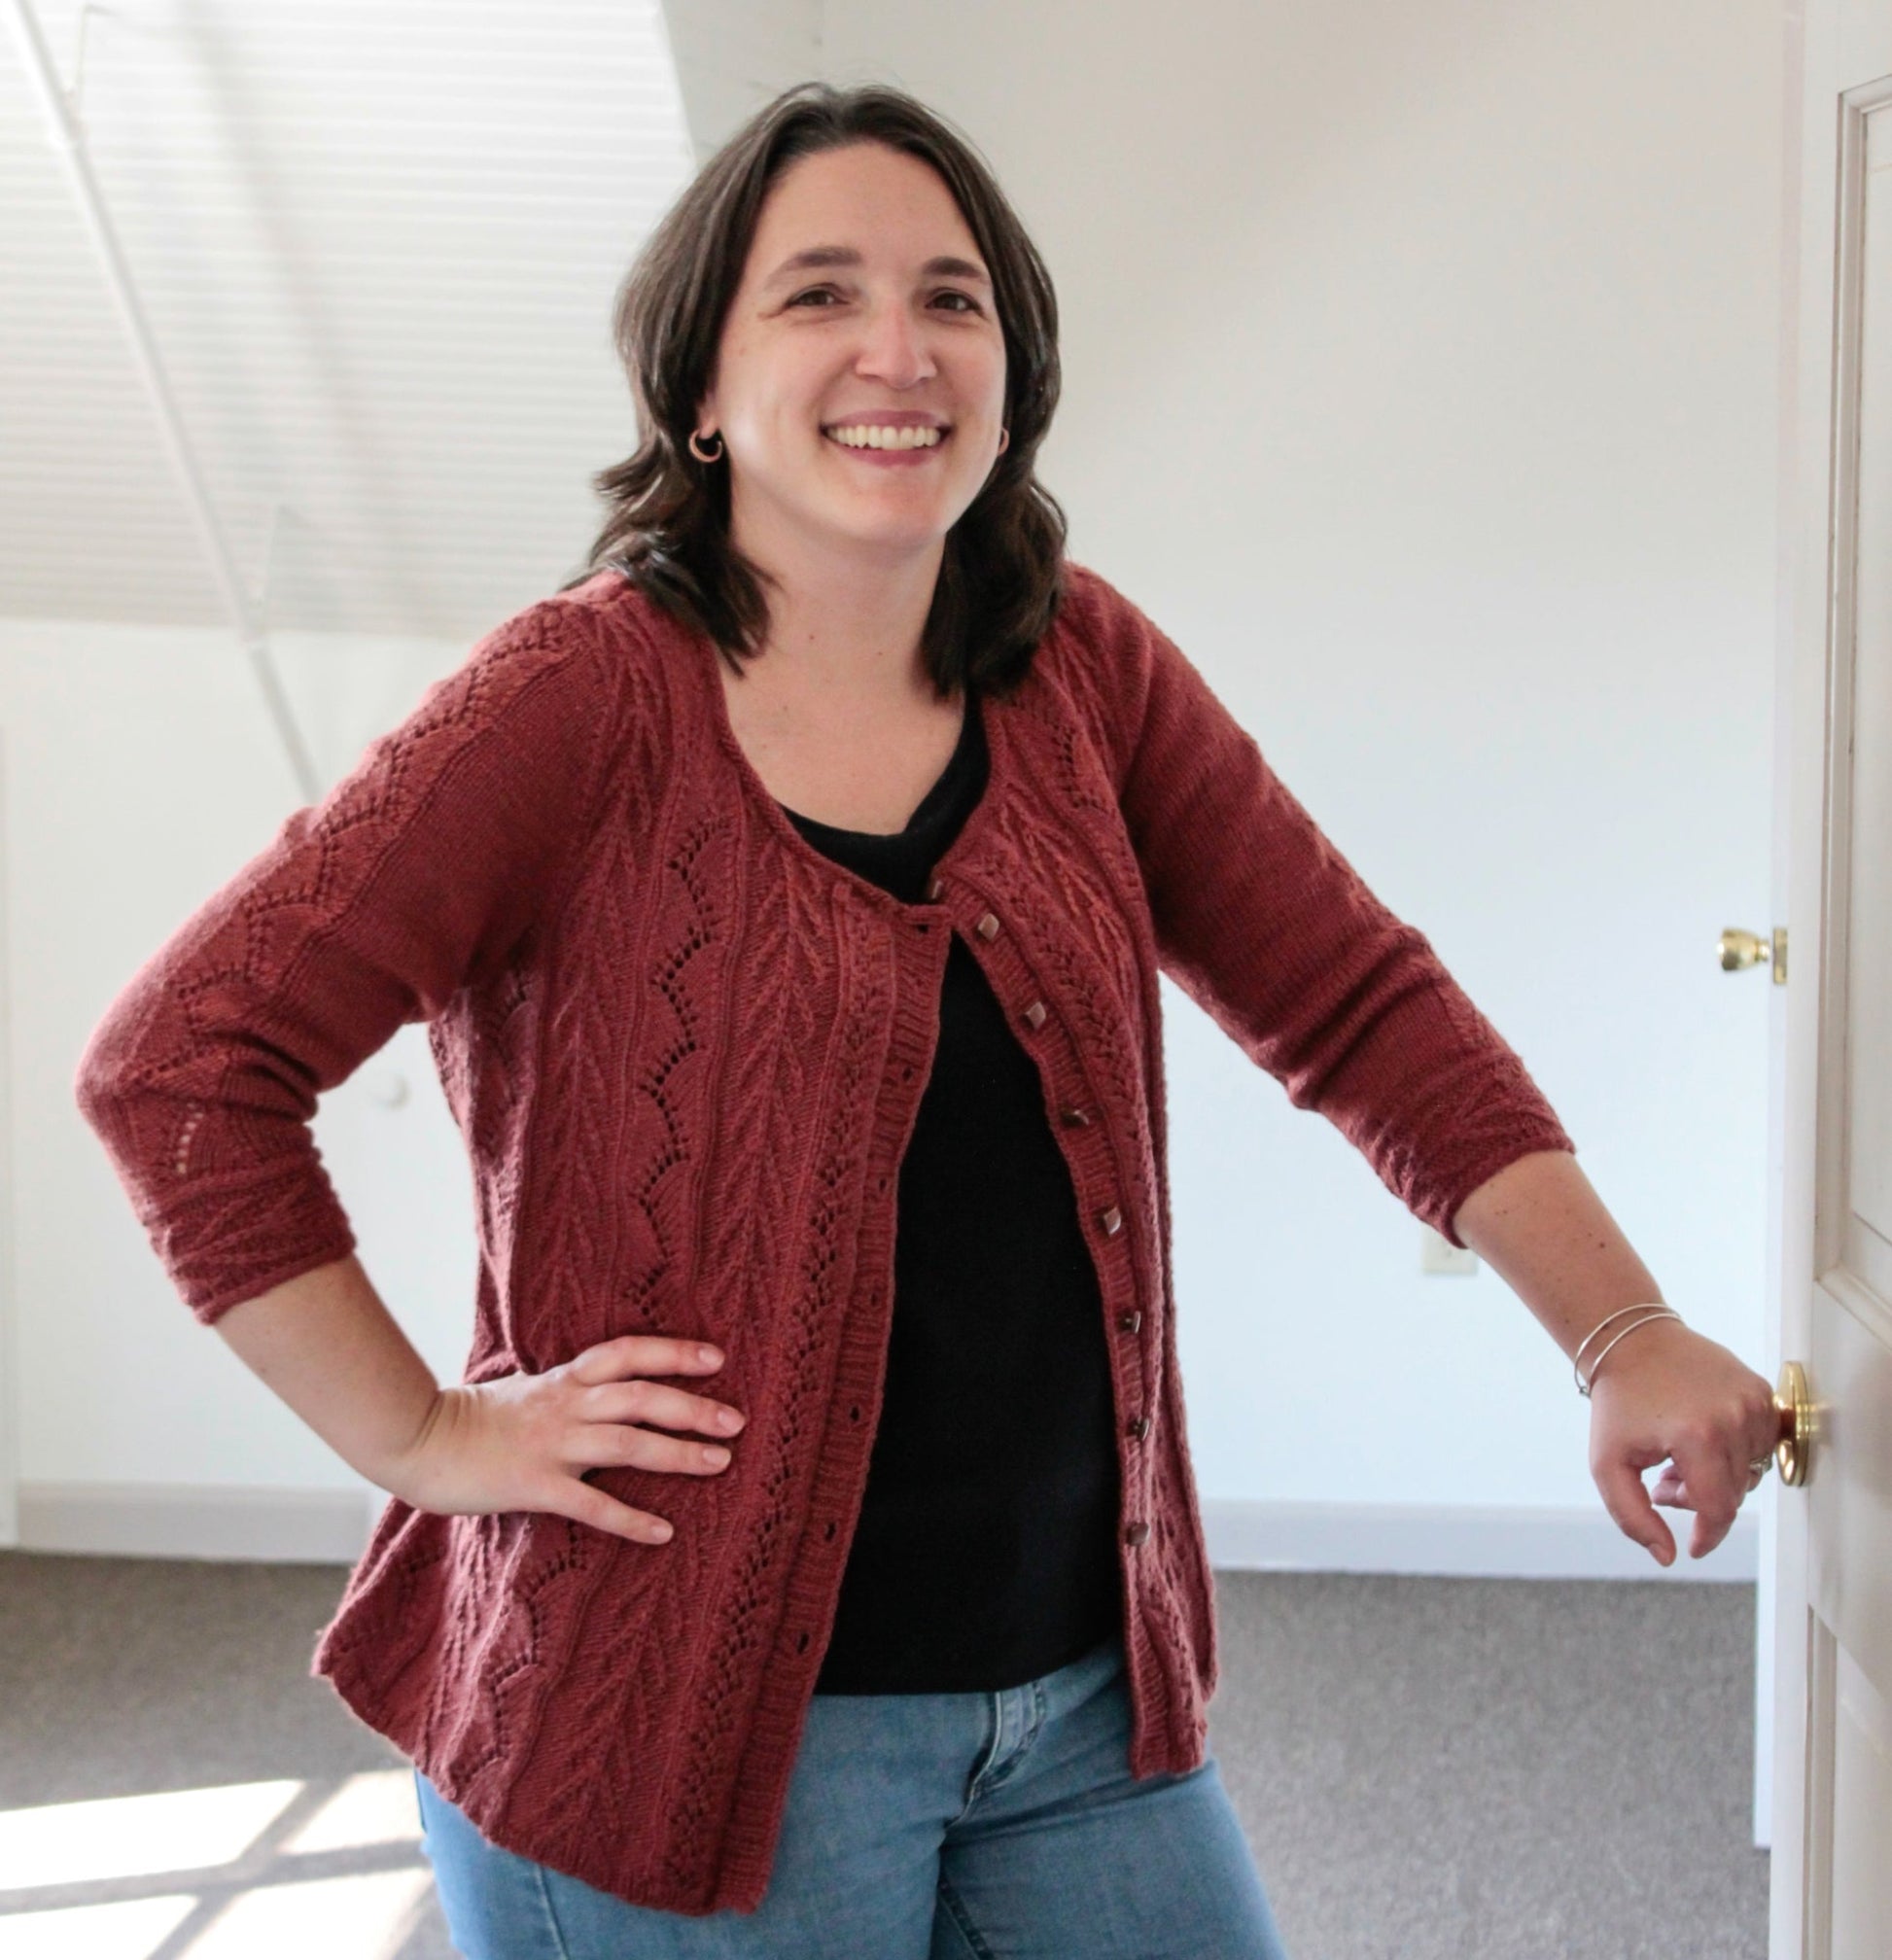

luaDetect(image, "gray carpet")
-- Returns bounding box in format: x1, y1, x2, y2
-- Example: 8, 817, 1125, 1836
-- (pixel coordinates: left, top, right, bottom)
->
0, 1553, 1767, 1957
1210, 1573, 1768, 1959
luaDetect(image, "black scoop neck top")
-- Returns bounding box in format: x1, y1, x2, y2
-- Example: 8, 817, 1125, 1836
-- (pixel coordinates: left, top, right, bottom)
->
778, 691, 1122, 1695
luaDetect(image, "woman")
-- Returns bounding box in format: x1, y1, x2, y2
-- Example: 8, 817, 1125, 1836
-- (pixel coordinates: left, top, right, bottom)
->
74, 81, 1781, 1958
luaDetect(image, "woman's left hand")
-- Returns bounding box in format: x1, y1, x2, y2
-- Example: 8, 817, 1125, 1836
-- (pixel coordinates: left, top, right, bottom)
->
1586, 1318, 1780, 1566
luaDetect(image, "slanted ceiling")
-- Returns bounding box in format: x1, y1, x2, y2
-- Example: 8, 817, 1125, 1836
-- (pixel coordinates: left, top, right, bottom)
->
1, 0, 702, 641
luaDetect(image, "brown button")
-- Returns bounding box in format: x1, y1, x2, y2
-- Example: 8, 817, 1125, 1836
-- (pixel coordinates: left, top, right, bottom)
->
1124, 1521, 1150, 1547
1023, 999, 1047, 1030
975, 911, 1000, 940
1117, 1310, 1142, 1333
1099, 1205, 1123, 1237
1127, 1415, 1152, 1441
926, 875, 945, 901
1060, 1105, 1092, 1128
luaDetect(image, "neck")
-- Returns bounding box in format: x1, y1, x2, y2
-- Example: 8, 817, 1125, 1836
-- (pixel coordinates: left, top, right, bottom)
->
734, 516, 946, 701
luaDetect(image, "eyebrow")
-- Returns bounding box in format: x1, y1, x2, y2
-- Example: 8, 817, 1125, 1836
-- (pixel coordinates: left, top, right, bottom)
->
760, 246, 993, 291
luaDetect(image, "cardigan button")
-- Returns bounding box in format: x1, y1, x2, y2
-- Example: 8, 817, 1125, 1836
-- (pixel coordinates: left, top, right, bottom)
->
1023, 999, 1047, 1031
1099, 1205, 1123, 1237
1060, 1105, 1092, 1128
1124, 1521, 1151, 1547
1117, 1310, 1142, 1334
1127, 1415, 1152, 1441
975, 911, 1000, 940
927, 874, 945, 901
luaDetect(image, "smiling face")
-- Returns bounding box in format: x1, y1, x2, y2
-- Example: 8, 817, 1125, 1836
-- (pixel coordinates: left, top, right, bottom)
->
694, 141, 1009, 578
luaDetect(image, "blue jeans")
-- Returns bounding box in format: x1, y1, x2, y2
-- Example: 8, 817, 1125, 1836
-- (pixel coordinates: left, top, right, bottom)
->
414, 1632, 1288, 1958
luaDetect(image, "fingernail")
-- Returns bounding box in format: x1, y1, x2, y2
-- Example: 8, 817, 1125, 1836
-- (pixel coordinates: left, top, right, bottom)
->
698, 1346, 721, 1366
702, 1446, 729, 1466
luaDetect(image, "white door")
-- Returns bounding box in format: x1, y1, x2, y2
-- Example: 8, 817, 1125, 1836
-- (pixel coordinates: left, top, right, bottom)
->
0, 725, 14, 1547
1769, 3, 1892, 1953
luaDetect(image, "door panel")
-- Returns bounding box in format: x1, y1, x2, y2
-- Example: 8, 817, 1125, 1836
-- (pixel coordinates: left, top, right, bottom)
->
1774, 14, 1892, 1953
1826, 1637, 1892, 1959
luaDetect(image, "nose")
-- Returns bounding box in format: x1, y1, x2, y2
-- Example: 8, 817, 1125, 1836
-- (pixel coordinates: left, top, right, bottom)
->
853, 299, 936, 389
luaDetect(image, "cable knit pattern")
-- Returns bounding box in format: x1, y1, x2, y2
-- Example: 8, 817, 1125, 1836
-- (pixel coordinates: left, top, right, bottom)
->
72, 558, 1574, 1914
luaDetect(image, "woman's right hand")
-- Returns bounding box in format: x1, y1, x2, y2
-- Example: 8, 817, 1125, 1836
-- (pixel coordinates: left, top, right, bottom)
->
386, 1335, 747, 1544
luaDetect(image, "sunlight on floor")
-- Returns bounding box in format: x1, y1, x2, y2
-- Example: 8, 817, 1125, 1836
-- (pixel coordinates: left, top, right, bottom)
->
179, 1868, 436, 1956
282, 1770, 432, 1855
0, 1780, 304, 1889
1, 1895, 198, 1959
0, 1768, 435, 1958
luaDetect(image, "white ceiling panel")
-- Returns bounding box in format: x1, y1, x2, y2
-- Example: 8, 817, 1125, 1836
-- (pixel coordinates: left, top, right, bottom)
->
0, 0, 696, 638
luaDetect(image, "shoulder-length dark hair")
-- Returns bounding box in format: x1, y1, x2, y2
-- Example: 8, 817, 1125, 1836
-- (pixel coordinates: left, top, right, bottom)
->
564, 81, 1068, 701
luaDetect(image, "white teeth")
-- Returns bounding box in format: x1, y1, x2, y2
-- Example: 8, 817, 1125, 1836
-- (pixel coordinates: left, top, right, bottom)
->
824, 424, 945, 449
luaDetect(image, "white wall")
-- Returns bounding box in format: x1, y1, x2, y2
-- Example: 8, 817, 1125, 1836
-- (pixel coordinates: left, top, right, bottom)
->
813, 0, 1781, 1566
6, 0, 1782, 1573
7, 623, 478, 1541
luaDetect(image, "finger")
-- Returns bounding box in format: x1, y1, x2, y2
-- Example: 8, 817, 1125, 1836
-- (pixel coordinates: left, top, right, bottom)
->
1743, 1378, 1783, 1467
1594, 1456, 1676, 1566
1710, 1428, 1755, 1541
568, 1335, 724, 1387
1650, 1465, 1691, 1507
569, 1423, 734, 1478
1725, 1450, 1771, 1505
1669, 1435, 1741, 1558
551, 1481, 677, 1544
579, 1378, 746, 1437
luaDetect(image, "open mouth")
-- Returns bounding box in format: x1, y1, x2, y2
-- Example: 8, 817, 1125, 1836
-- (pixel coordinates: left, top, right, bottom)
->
821, 424, 952, 452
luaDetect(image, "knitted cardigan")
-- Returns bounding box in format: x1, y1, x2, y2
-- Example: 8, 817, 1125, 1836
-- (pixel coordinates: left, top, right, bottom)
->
72, 558, 1575, 1913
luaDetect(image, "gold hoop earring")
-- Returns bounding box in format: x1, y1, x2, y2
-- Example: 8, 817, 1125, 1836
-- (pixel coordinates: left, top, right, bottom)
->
688, 428, 724, 464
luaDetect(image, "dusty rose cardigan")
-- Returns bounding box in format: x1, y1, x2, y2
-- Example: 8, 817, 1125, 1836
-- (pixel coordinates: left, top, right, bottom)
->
73, 559, 1574, 1913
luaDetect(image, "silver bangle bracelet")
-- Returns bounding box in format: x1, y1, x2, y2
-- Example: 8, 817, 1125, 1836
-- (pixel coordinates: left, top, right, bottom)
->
1571, 1301, 1670, 1389
1577, 1309, 1682, 1398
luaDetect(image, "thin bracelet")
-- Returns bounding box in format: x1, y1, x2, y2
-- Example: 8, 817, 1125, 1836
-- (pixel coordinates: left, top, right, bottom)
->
1571, 1301, 1670, 1389
1578, 1310, 1682, 1398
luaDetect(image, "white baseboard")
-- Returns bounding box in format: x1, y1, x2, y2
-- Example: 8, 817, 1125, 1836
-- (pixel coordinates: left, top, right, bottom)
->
11, 1485, 1757, 1582
16, 1481, 377, 1563
1201, 1498, 1757, 1582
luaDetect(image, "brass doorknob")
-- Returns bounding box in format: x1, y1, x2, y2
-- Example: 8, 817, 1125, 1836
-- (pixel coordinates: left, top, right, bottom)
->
1720, 927, 1787, 983
1775, 1360, 1814, 1488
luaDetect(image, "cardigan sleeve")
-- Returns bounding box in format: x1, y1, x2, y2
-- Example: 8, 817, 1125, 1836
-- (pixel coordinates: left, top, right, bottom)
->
1096, 572, 1575, 1246
73, 595, 619, 1326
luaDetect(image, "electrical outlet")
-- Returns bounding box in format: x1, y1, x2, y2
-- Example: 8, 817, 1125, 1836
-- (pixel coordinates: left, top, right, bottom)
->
1420, 1224, 1479, 1276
